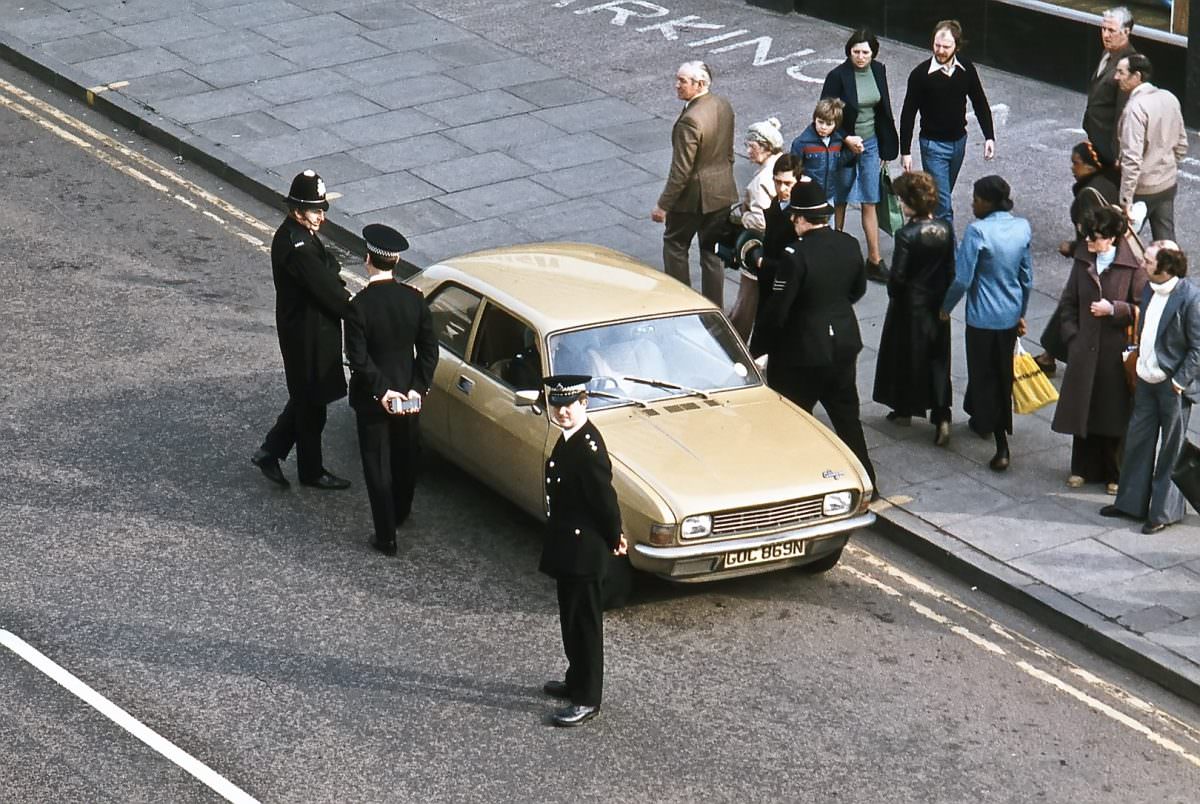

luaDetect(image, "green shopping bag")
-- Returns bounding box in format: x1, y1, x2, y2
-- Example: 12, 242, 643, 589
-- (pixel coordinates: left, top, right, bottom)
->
878, 166, 904, 236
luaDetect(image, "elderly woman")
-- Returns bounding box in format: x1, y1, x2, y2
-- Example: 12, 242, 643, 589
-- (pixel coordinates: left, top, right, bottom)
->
941, 176, 1033, 471
1051, 207, 1145, 494
820, 27, 899, 283
729, 117, 784, 339
872, 171, 956, 445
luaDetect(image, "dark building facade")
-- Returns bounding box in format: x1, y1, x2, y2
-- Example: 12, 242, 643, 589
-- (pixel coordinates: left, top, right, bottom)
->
750, 0, 1198, 125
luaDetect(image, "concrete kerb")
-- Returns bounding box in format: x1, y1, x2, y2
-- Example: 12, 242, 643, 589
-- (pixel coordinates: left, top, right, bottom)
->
0, 31, 413, 273
4, 26, 1199, 707
872, 502, 1200, 706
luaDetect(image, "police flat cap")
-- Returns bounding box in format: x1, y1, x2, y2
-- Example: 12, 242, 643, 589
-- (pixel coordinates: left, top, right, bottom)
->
544, 374, 591, 406
362, 223, 410, 259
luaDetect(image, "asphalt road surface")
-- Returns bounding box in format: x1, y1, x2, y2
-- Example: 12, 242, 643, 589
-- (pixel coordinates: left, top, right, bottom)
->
2, 61, 1200, 804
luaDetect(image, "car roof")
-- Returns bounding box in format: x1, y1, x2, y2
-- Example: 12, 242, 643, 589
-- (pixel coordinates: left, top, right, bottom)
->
413, 242, 716, 333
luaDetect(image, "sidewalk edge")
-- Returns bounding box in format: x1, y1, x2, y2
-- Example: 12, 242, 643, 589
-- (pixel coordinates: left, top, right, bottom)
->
872, 502, 1200, 707
0, 32, 402, 268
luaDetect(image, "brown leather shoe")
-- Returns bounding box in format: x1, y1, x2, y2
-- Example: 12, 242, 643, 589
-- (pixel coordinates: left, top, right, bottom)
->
1034, 353, 1056, 377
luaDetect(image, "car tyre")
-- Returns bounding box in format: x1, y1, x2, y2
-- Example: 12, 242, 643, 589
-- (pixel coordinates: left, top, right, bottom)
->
798, 547, 843, 574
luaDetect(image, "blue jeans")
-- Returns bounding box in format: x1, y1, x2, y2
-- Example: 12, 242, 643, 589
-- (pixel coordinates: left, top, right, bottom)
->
920, 135, 967, 224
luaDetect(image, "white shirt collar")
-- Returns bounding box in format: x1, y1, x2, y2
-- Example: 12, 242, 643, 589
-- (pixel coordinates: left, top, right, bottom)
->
368, 272, 394, 284
928, 56, 962, 76
561, 419, 585, 441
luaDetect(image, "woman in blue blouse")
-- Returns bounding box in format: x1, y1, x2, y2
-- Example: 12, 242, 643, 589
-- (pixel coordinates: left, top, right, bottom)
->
941, 176, 1034, 472
820, 28, 900, 283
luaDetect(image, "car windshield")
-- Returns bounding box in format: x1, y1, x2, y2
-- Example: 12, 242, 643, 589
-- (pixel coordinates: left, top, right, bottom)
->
548, 311, 759, 409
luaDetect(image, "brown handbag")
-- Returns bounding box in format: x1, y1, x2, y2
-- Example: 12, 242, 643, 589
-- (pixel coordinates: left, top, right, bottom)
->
1124, 306, 1139, 393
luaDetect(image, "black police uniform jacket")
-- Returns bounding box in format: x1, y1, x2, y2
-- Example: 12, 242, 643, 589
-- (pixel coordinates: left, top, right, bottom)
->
344, 279, 439, 411
271, 217, 352, 405
756, 226, 867, 366
538, 420, 622, 580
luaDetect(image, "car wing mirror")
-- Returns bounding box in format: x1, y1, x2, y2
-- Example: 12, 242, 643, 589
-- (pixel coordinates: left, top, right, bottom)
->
514, 389, 543, 414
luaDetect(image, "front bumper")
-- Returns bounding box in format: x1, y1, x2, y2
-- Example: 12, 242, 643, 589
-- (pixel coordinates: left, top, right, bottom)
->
631, 511, 876, 582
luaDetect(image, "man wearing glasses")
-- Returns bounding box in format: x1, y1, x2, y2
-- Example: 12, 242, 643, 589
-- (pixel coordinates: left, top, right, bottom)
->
252, 170, 354, 491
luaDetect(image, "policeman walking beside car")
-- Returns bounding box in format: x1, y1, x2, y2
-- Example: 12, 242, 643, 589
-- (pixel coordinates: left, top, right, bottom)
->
344, 224, 438, 556
252, 170, 354, 490
539, 375, 626, 727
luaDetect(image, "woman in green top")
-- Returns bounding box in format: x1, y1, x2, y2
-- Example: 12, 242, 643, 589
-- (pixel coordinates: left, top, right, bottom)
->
820, 28, 900, 283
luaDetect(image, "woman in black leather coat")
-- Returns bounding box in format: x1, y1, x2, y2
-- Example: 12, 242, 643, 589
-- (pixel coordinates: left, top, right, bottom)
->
872, 171, 956, 445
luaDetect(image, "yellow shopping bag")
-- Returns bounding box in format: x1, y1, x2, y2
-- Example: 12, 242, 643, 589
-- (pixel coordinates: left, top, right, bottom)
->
1013, 339, 1058, 414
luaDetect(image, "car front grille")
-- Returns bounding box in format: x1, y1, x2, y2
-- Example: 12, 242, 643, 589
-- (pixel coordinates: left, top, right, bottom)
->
710, 496, 827, 537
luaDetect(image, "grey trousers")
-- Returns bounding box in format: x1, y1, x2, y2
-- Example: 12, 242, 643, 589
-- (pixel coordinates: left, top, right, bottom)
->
1134, 184, 1177, 244
1114, 377, 1191, 524
663, 208, 727, 308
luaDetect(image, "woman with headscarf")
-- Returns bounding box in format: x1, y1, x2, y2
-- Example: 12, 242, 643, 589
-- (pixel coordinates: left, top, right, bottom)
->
1051, 207, 1145, 494
728, 117, 784, 340
941, 176, 1033, 471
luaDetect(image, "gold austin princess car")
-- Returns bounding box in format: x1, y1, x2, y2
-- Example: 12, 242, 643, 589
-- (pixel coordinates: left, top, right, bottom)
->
407, 243, 875, 582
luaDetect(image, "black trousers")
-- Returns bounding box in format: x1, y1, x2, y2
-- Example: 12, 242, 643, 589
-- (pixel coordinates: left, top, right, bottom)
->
557, 576, 604, 707
964, 325, 1017, 436
355, 409, 420, 542
768, 361, 876, 485
261, 397, 328, 483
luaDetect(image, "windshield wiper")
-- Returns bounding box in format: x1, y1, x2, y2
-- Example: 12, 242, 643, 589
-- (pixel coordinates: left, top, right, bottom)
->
622, 375, 712, 401
589, 390, 649, 409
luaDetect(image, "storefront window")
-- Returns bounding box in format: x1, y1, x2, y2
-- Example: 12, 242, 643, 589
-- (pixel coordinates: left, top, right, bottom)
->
1031, 0, 1186, 37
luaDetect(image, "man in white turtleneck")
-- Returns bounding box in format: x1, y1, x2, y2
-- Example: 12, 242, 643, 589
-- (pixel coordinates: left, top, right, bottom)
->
1102, 242, 1200, 533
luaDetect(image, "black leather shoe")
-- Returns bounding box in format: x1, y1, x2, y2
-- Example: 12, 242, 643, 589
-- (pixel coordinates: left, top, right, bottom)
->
552, 704, 599, 727
1099, 504, 1137, 519
369, 537, 397, 556
251, 449, 289, 488
988, 448, 1010, 472
1142, 521, 1169, 535
934, 421, 951, 447
301, 472, 350, 490
542, 680, 570, 699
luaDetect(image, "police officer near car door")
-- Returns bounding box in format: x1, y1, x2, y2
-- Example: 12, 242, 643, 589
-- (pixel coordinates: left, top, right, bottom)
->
539, 375, 626, 727
252, 170, 354, 491
344, 224, 438, 556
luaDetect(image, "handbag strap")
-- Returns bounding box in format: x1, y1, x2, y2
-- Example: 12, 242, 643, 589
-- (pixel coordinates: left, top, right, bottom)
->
1128, 304, 1139, 348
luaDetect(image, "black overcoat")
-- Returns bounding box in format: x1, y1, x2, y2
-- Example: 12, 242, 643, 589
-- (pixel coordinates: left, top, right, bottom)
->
820, 59, 899, 161
271, 217, 352, 405
344, 279, 439, 412
872, 218, 955, 415
539, 420, 622, 580
756, 226, 866, 367
1051, 240, 1146, 437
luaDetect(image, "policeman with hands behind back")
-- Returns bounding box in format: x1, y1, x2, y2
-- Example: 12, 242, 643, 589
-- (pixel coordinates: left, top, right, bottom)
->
252, 170, 353, 490
344, 224, 438, 556
539, 375, 626, 727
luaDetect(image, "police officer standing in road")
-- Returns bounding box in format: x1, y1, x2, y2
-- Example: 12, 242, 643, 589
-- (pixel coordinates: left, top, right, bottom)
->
539, 375, 626, 727
252, 170, 353, 490
344, 225, 438, 556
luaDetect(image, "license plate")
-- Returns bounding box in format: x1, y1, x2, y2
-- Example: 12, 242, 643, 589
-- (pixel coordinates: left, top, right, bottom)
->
723, 539, 806, 569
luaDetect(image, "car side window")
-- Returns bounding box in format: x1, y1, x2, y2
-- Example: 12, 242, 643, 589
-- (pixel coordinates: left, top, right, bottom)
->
428, 284, 482, 357
469, 304, 543, 392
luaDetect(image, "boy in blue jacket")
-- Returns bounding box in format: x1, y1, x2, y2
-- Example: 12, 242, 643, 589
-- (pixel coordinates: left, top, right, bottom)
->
789, 98, 849, 204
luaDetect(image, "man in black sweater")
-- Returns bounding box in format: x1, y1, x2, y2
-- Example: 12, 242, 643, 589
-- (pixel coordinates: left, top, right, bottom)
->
344, 224, 438, 556
899, 20, 995, 226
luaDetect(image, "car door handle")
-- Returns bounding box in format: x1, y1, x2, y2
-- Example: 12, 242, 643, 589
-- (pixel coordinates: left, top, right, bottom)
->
456, 375, 474, 394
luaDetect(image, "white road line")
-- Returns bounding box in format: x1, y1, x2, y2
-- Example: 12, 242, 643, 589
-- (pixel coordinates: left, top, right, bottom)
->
0, 629, 260, 803
844, 547, 1200, 756
1017, 660, 1200, 769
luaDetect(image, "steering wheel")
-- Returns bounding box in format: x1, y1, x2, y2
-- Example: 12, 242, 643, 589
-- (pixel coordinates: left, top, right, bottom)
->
590, 376, 620, 392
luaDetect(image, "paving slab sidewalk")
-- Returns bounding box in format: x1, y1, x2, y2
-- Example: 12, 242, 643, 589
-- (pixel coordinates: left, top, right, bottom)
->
3, 0, 1200, 702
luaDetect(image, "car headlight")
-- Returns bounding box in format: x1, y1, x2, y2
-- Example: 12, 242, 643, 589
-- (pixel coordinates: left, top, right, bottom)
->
680, 514, 712, 540
823, 491, 853, 517
649, 523, 675, 546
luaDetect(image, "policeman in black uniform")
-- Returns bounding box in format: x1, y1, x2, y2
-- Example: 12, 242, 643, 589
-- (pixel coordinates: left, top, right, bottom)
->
344, 224, 438, 556
252, 170, 353, 490
539, 375, 626, 727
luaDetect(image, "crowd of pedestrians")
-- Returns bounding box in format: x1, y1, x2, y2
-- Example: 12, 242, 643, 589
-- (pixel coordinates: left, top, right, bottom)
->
653, 8, 1195, 530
